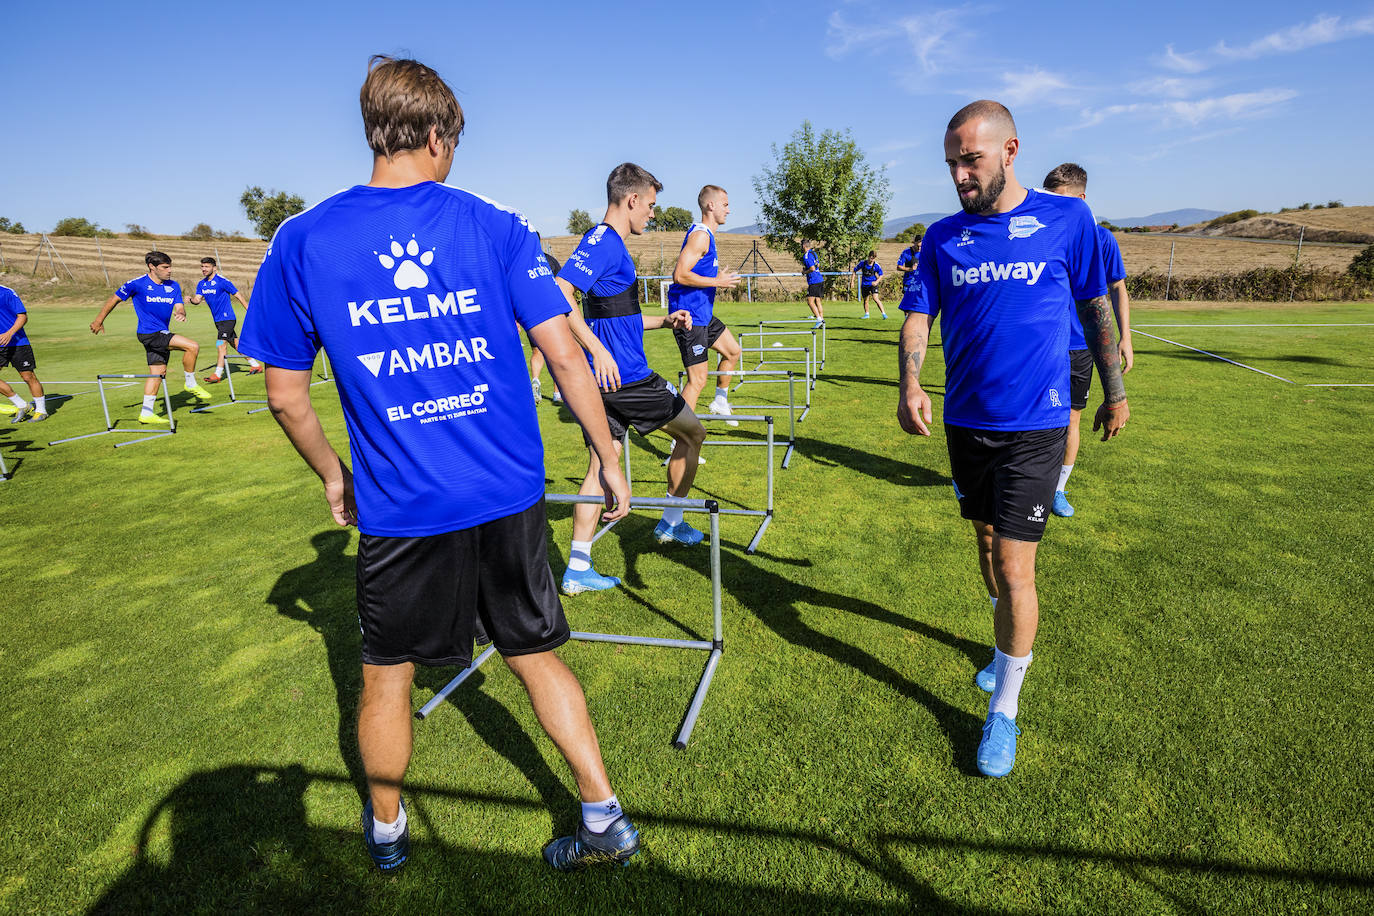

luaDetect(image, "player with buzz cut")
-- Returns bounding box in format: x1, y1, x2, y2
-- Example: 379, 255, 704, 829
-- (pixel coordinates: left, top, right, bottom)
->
669, 184, 743, 426
0, 284, 49, 422
853, 249, 887, 319
557, 162, 707, 596
897, 100, 1130, 779
188, 256, 263, 383
90, 252, 213, 423
1041, 162, 1134, 519
801, 238, 825, 327
239, 55, 640, 873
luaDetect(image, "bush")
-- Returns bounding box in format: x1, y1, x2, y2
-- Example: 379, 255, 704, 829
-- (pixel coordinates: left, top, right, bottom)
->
181, 223, 215, 241
1348, 244, 1374, 285
0, 217, 24, 234
888, 222, 925, 243
125, 224, 154, 239
1327, 200, 1344, 208
1205, 210, 1260, 229
53, 217, 115, 238
1126, 266, 1365, 301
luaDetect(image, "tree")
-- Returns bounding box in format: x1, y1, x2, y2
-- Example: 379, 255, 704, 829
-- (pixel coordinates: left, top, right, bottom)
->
752, 121, 889, 281
647, 206, 693, 233
52, 217, 114, 238
182, 223, 215, 241
240, 186, 305, 240
0, 217, 24, 234
125, 223, 154, 239
888, 222, 925, 244
566, 208, 594, 236
1348, 243, 1374, 284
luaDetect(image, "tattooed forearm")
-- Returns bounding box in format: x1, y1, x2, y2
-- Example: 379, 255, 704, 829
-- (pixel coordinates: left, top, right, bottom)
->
1076, 295, 1126, 404
899, 315, 930, 385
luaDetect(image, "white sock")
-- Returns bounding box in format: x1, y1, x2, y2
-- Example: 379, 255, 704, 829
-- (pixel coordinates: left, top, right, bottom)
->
211, 365, 224, 378
568, 539, 592, 573
248, 358, 261, 368
1057, 464, 1073, 492
662, 493, 684, 527
372, 801, 407, 843
141, 395, 156, 414
7, 394, 24, 408
988, 647, 1032, 720
713, 387, 728, 402
34, 396, 46, 413
183, 371, 196, 387
581, 795, 622, 834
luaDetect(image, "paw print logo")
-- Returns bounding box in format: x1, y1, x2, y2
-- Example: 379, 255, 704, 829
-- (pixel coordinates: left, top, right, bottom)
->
375, 235, 435, 291
1032, 505, 1044, 518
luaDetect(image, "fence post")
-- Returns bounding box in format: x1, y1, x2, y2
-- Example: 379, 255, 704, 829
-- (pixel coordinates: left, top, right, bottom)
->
1289, 225, 1304, 302
96, 239, 110, 285
1165, 242, 1175, 301
0, 240, 5, 270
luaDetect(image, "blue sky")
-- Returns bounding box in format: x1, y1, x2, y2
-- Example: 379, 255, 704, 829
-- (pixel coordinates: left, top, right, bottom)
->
3, 0, 1371, 236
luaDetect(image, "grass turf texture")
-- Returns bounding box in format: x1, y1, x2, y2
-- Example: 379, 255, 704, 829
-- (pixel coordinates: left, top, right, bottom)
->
1, 284, 1371, 913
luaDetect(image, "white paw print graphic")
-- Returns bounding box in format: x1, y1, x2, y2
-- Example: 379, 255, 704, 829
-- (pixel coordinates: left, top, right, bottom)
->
376, 235, 435, 291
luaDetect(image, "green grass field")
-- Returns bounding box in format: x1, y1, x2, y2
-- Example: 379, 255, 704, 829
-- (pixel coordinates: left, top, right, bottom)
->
2, 283, 1372, 914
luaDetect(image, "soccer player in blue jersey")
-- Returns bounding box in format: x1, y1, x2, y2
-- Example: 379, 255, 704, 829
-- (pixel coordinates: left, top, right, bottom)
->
238, 56, 638, 873
852, 249, 888, 319
0, 284, 49, 422
897, 100, 1130, 778
90, 252, 214, 423
1042, 163, 1135, 518
801, 239, 825, 327
669, 184, 742, 424
895, 237, 922, 305
557, 163, 707, 594
188, 256, 262, 383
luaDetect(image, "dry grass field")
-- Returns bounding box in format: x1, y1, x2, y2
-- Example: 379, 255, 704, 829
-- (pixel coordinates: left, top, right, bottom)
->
1182, 203, 1374, 243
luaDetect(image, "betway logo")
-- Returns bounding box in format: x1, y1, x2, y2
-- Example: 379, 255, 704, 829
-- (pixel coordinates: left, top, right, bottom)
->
951, 261, 1046, 287
347, 289, 481, 327
356, 337, 492, 378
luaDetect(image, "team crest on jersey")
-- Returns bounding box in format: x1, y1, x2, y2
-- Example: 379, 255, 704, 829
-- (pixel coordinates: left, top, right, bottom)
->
1008, 216, 1046, 240
957, 228, 974, 247
375, 235, 436, 291
587, 225, 608, 246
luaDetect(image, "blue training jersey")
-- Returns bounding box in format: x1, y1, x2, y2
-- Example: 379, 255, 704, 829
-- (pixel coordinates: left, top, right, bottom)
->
855, 260, 883, 288
559, 223, 651, 386
196, 274, 240, 322
896, 248, 921, 294
238, 181, 569, 538
900, 189, 1106, 431
666, 224, 718, 326
0, 285, 29, 346
116, 275, 184, 335
1068, 224, 1127, 350
803, 249, 821, 285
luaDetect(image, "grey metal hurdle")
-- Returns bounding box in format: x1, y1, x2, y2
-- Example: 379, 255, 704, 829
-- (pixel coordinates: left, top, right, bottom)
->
248, 352, 332, 415
740, 331, 818, 390
416, 494, 725, 749
758, 318, 826, 370
48, 374, 177, 448
678, 367, 801, 465
191, 357, 267, 413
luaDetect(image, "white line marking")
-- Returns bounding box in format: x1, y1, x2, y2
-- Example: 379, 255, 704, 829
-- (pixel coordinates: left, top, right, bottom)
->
1136, 323, 1374, 328
1135, 331, 1294, 383
1301, 383, 1374, 388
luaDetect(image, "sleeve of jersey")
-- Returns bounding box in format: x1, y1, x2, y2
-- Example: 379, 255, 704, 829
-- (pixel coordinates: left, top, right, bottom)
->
900, 240, 940, 316
115, 280, 133, 300
238, 245, 319, 370
222, 278, 239, 295
1101, 233, 1127, 283
500, 214, 570, 329
557, 237, 600, 294
1068, 206, 1107, 301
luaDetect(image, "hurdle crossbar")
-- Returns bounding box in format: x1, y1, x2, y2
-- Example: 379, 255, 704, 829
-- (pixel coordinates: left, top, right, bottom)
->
191, 357, 268, 412
740, 330, 820, 385
417, 493, 724, 748
48, 374, 177, 447
679, 368, 800, 465
759, 319, 826, 369
654, 412, 775, 552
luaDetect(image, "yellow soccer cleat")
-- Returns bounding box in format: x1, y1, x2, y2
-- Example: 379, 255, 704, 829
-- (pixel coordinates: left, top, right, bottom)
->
0, 403, 17, 416
139, 412, 170, 426
185, 384, 213, 401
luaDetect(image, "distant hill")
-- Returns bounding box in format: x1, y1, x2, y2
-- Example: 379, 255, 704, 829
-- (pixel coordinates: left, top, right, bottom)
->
1176, 204, 1374, 243
1103, 209, 1224, 228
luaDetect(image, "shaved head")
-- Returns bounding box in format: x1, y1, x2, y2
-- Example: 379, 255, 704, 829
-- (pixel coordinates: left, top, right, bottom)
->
944, 99, 1023, 215
947, 100, 1016, 140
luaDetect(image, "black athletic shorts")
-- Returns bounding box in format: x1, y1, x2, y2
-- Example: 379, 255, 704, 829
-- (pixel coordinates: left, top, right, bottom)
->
945, 424, 1068, 543
214, 320, 238, 343
355, 498, 569, 667
137, 331, 174, 366
673, 316, 727, 367
1070, 348, 1093, 410
0, 344, 36, 371
584, 371, 686, 444
807, 282, 824, 298
860, 284, 877, 297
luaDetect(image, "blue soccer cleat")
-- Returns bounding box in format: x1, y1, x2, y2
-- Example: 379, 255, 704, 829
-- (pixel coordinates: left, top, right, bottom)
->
1052, 491, 1074, 517
362, 798, 409, 872
977, 712, 1021, 778
975, 652, 996, 692
543, 814, 641, 871
561, 567, 621, 595
654, 519, 703, 546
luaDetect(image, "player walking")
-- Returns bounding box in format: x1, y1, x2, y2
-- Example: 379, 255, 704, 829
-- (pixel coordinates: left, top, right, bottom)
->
239, 56, 639, 873
90, 252, 213, 423
556, 163, 707, 595
853, 250, 887, 319
897, 101, 1130, 778
188, 256, 263, 383
0, 284, 49, 422
802, 238, 825, 327
895, 236, 922, 306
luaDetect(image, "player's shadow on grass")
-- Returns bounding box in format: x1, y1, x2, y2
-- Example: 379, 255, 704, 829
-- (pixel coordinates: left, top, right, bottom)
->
1145, 349, 1359, 369
796, 436, 950, 488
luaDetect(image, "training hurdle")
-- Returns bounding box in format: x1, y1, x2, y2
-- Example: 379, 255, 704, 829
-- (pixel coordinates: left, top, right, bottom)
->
0, 445, 8, 481
740, 329, 820, 388
679, 368, 802, 466
247, 352, 333, 415
417, 494, 724, 749
191, 357, 267, 413
48, 374, 177, 448
755, 319, 827, 371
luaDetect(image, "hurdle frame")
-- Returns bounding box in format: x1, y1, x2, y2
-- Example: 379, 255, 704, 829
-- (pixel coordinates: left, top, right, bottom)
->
740, 330, 820, 388
0, 445, 8, 481
416, 494, 725, 749
758, 318, 826, 370
48, 374, 177, 448
679, 367, 801, 466
248, 352, 332, 415
191, 356, 267, 413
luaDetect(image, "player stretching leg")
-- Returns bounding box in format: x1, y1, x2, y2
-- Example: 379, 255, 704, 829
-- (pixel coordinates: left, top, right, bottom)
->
557, 163, 707, 595
669, 184, 742, 426
91, 252, 213, 423
897, 100, 1129, 778
1042, 163, 1134, 517
853, 250, 887, 318
188, 257, 262, 383
802, 238, 825, 327
0, 284, 49, 422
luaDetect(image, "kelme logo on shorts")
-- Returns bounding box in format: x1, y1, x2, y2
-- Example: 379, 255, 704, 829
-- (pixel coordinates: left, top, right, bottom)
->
375, 235, 436, 291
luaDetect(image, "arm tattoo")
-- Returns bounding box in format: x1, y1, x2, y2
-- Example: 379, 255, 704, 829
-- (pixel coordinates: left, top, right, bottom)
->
1076, 295, 1127, 404
899, 319, 929, 384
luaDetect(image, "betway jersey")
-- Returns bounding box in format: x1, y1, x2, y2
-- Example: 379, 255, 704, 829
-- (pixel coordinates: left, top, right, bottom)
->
196, 274, 240, 322
855, 260, 883, 287
1068, 225, 1127, 350
901, 189, 1106, 431
116, 275, 184, 334
896, 248, 921, 294
666, 224, 718, 326
802, 249, 821, 284
238, 182, 569, 537
559, 223, 651, 386
0, 285, 29, 345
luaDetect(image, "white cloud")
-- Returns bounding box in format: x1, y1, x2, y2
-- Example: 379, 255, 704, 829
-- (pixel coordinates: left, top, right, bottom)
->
1074, 88, 1296, 129
1159, 43, 1207, 73
826, 6, 976, 74
873, 138, 922, 153
1132, 127, 1243, 162
1215, 12, 1374, 59
995, 68, 1073, 107
1128, 76, 1213, 99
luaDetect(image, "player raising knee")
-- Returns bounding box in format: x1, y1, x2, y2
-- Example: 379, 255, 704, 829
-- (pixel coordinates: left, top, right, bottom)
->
0, 284, 49, 423
188, 257, 262, 383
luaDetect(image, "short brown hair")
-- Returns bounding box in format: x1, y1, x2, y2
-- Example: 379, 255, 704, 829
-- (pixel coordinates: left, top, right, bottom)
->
606, 162, 662, 206
360, 55, 465, 160
1043, 162, 1087, 194
697, 184, 726, 212
947, 99, 1017, 136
